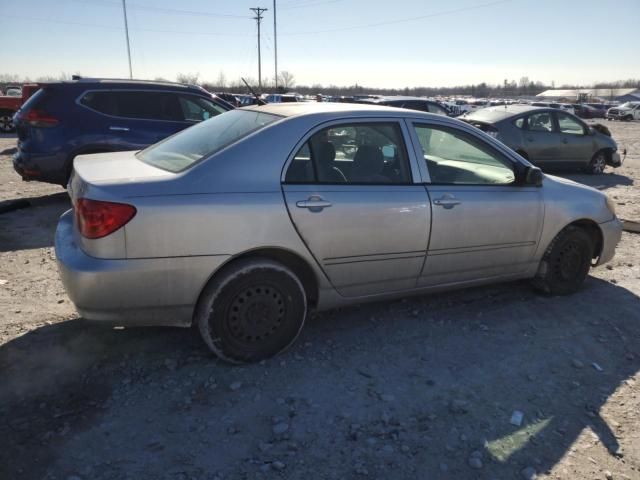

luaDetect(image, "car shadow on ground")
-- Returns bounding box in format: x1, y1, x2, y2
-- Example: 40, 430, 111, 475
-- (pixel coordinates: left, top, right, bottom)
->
1, 277, 638, 479
552, 170, 633, 190
0, 192, 69, 251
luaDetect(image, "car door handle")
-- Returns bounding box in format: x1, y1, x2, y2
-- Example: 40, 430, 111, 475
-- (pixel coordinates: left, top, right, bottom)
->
433, 196, 461, 209
527, 137, 534, 142
562, 138, 568, 144
109, 126, 130, 132
296, 196, 332, 211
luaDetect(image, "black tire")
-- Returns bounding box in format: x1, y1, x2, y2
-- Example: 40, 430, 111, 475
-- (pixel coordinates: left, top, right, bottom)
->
196, 258, 307, 364
0, 113, 15, 133
587, 151, 606, 175
532, 226, 594, 295
624, 115, 633, 121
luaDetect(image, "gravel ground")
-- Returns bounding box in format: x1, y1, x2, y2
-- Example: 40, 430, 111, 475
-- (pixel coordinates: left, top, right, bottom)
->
1, 122, 639, 480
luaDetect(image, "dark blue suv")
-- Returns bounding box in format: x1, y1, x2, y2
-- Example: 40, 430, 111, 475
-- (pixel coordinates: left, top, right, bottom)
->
13, 78, 233, 186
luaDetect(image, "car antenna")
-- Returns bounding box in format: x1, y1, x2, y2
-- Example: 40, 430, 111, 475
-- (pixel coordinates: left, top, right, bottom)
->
241, 77, 267, 105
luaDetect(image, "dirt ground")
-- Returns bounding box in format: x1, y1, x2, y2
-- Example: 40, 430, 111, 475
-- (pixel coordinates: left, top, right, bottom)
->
1, 122, 639, 480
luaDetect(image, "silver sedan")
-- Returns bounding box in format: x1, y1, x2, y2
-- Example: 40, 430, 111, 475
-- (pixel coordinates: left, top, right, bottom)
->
55, 103, 622, 363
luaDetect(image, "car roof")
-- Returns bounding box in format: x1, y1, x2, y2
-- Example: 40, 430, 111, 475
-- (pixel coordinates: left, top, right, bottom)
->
358, 96, 436, 103
38, 78, 205, 92
463, 104, 554, 123
243, 102, 437, 119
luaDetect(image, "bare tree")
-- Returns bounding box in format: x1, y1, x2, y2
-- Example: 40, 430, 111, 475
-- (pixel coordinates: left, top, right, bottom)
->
278, 71, 295, 90
216, 71, 227, 89
176, 72, 200, 85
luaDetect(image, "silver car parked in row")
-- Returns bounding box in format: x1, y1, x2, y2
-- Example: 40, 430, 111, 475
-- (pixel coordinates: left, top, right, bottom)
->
56, 103, 622, 363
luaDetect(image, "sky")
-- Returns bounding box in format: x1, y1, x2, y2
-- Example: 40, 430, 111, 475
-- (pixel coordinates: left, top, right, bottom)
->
1, 0, 639, 89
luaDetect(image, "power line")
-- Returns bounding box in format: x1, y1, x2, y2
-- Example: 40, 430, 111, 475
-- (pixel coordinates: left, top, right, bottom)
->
280, 0, 515, 35
2, 14, 250, 36
279, 0, 343, 10
71, 0, 249, 19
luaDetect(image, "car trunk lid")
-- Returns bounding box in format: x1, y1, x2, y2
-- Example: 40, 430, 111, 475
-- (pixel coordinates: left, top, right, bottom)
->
68, 151, 177, 259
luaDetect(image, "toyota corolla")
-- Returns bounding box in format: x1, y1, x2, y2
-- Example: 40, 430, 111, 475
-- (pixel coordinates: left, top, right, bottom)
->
55, 103, 622, 363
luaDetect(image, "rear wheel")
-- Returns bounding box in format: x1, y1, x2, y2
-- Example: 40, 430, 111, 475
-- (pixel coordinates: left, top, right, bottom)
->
0, 113, 15, 133
587, 151, 606, 175
196, 258, 307, 364
532, 226, 594, 295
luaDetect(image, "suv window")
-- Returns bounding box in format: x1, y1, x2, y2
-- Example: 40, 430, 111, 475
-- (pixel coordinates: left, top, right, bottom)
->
527, 112, 554, 132
427, 103, 448, 115
413, 124, 515, 185
113, 91, 183, 121
80, 91, 117, 116
285, 123, 411, 184
179, 95, 226, 122
556, 112, 585, 135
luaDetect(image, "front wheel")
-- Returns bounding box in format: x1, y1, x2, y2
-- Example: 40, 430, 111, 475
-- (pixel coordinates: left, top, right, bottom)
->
532, 226, 594, 295
587, 151, 606, 175
196, 258, 307, 364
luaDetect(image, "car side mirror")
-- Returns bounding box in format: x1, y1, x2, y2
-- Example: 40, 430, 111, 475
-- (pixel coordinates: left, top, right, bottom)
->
524, 166, 543, 187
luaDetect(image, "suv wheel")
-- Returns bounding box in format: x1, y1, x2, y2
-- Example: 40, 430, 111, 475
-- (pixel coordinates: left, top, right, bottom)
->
532, 226, 594, 295
196, 258, 307, 364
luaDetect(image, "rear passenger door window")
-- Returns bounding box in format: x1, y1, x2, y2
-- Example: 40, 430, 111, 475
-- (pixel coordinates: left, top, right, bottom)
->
80, 91, 117, 116
112, 91, 183, 121
526, 112, 554, 132
284, 122, 412, 184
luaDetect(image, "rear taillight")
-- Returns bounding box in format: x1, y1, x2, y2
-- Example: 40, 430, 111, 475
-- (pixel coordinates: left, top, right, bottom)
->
75, 198, 136, 239
21, 109, 59, 128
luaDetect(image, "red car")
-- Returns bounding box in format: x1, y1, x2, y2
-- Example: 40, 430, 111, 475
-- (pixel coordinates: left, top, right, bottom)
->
0, 84, 40, 132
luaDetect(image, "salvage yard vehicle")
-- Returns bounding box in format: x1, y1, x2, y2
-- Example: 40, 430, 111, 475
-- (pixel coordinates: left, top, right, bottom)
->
56, 103, 622, 363
0, 83, 39, 132
12, 78, 233, 186
354, 96, 450, 116
462, 105, 623, 174
606, 101, 640, 121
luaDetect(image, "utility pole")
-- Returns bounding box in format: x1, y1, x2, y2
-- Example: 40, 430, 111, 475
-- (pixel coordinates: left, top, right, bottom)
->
122, 0, 133, 78
250, 7, 268, 91
273, 0, 278, 90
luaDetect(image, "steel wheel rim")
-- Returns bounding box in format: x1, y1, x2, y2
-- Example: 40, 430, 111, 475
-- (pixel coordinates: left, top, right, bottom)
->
226, 285, 286, 344
556, 241, 585, 281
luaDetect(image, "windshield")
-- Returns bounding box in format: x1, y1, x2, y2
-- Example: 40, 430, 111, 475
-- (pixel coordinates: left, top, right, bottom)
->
619, 102, 639, 109
137, 109, 281, 173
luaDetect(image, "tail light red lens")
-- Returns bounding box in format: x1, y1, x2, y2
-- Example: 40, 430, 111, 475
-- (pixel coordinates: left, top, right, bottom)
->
22, 109, 59, 128
75, 198, 136, 239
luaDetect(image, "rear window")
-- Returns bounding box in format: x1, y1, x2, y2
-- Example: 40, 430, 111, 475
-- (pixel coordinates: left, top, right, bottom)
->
18, 87, 46, 112
137, 110, 280, 172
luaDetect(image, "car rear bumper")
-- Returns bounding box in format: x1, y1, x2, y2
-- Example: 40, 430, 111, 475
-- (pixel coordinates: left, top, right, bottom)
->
55, 209, 230, 327
595, 217, 623, 266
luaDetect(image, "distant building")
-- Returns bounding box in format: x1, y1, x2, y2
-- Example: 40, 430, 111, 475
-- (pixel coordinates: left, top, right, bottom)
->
536, 88, 640, 103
